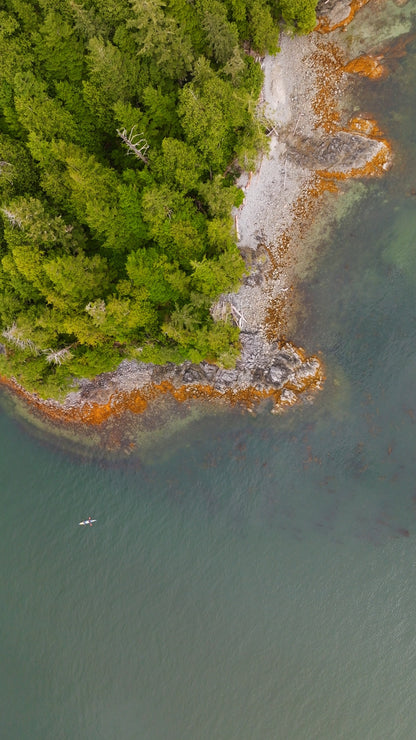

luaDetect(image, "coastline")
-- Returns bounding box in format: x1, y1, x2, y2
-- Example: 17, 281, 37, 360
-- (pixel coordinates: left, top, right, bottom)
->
0, 0, 403, 427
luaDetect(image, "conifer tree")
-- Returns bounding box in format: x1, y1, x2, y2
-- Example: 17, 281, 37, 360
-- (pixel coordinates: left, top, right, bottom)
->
0, 0, 318, 393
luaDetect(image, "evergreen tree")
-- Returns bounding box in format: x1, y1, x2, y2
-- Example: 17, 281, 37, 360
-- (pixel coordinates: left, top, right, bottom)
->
0, 0, 317, 394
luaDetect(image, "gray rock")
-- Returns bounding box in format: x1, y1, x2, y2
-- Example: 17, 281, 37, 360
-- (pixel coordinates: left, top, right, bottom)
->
316, 0, 353, 26
57, 326, 321, 415
269, 364, 289, 387
200, 361, 219, 382
215, 369, 239, 389
287, 131, 388, 175
181, 364, 209, 384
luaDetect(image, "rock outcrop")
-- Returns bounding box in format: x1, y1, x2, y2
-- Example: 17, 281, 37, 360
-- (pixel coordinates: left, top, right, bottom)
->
59, 330, 322, 415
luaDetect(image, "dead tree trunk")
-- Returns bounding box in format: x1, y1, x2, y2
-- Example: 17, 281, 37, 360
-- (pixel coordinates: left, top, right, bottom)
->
116, 126, 149, 165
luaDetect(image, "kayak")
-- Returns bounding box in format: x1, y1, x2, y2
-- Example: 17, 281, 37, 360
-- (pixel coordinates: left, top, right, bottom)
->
79, 519, 96, 526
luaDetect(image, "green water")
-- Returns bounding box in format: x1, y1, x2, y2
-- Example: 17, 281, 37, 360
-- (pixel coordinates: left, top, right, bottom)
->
2, 12, 416, 740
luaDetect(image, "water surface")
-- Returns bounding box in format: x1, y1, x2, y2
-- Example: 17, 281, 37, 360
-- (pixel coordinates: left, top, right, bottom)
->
1, 12, 416, 740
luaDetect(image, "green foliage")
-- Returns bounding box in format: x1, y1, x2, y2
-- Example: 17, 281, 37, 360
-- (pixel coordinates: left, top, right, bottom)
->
248, 0, 280, 54
0, 0, 314, 394
129, 0, 195, 80
163, 310, 240, 364
0, 134, 38, 199
43, 252, 110, 309
191, 245, 246, 297
136, 342, 188, 365
33, 9, 85, 83
277, 0, 318, 34
14, 72, 78, 141
152, 138, 205, 192
199, 0, 240, 65
198, 176, 243, 219
126, 248, 190, 304
179, 57, 256, 173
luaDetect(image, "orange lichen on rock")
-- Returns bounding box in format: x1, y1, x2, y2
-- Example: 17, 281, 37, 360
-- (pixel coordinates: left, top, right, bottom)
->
309, 33, 393, 183
265, 293, 293, 343
0, 358, 325, 426
81, 392, 149, 424
344, 55, 388, 79
318, 145, 391, 179
0, 373, 149, 426
318, 116, 392, 179
170, 358, 325, 411
311, 41, 345, 133
346, 115, 384, 137
316, 0, 371, 33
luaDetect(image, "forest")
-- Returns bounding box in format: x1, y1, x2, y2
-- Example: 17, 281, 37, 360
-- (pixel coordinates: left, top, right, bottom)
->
0, 0, 318, 396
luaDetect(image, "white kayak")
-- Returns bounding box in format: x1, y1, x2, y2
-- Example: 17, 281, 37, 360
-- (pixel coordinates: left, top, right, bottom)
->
79, 518, 96, 526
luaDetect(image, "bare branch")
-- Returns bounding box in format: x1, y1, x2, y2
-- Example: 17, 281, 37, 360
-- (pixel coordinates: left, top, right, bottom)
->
230, 304, 247, 329
1, 208, 22, 228
116, 125, 149, 164
44, 347, 73, 365
2, 324, 40, 353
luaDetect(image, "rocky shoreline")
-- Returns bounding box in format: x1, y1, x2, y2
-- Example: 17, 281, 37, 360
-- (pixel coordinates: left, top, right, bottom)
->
1, 0, 399, 424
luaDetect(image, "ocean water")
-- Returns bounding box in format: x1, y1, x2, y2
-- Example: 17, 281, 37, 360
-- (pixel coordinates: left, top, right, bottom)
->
2, 15, 416, 740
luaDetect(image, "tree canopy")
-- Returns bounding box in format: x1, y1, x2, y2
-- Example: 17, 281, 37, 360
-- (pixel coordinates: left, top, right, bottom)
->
0, 0, 318, 396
